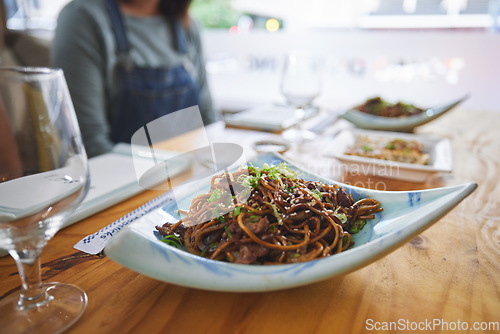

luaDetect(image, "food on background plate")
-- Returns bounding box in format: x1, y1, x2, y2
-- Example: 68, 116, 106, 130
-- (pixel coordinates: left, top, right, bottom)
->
345, 135, 430, 165
354, 97, 424, 118
156, 163, 382, 265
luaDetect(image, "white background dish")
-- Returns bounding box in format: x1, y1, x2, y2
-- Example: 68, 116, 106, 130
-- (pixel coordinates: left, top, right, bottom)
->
325, 128, 452, 182
104, 153, 475, 292
340, 95, 468, 131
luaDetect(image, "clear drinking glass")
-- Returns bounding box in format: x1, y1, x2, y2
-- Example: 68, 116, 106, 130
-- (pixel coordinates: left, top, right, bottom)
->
280, 50, 322, 143
0, 67, 89, 333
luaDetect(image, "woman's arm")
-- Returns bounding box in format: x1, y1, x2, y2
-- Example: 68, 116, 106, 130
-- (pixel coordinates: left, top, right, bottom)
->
51, 2, 115, 158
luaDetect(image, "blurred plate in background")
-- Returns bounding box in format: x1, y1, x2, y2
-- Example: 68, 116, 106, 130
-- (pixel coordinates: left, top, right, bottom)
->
325, 128, 452, 182
341, 95, 468, 131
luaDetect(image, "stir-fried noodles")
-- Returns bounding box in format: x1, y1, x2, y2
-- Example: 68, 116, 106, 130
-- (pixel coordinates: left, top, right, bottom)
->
156, 163, 382, 264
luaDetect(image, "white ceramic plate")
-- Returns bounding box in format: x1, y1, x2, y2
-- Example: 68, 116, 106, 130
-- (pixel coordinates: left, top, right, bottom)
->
341, 95, 468, 131
104, 153, 476, 292
325, 128, 452, 182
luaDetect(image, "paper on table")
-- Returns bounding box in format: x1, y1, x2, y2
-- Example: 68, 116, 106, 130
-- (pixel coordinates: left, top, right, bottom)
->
0, 144, 191, 257
0, 166, 82, 221
224, 104, 318, 131
64, 143, 191, 227
73, 190, 174, 255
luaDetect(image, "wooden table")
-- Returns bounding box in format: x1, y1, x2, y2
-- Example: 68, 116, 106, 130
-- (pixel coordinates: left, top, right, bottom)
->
1, 108, 499, 333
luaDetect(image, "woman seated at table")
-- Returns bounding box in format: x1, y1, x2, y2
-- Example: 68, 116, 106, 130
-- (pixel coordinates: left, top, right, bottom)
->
51, 0, 217, 158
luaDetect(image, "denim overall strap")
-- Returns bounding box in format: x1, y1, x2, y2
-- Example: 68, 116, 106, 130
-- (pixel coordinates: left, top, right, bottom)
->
105, 0, 132, 69
175, 21, 188, 54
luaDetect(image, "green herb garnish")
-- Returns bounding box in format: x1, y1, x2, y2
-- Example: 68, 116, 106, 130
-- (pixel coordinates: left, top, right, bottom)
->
161, 235, 183, 249
237, 162, 298, 190
349, 219, 367, 234
207, 188, 222, 203
200, 242, 218, 257
224, 226, 232, 239
249, 215, 260, 223
263, 162, 298, 180
342, 235, 350, 247
267, 202, 283, 225
332, 207, 348, 225
362, 145, 373, 152
310, 189, 322, 201
234, 206, 241, 216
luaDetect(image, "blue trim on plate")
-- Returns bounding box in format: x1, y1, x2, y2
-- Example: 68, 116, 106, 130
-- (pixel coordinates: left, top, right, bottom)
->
408, 192, 422, 207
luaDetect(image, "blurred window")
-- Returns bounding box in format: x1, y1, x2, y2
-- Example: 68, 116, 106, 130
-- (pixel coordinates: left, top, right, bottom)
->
2, 0, 499, 32
4, 0, 70, 31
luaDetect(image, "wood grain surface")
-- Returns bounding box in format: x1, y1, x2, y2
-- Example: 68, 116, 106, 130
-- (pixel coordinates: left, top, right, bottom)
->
1, 108, 499, 334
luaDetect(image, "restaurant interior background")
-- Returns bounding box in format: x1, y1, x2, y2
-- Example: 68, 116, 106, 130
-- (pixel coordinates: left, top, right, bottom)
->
1, 0, 499, 115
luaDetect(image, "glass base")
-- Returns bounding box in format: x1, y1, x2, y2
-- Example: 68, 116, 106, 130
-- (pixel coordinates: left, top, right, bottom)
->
282, 128, 316, 143
0, 282, 87, 334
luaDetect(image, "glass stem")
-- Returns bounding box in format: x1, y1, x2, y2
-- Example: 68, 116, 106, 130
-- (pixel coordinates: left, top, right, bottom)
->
294, 107, 305, 132
9, 246, 50, 310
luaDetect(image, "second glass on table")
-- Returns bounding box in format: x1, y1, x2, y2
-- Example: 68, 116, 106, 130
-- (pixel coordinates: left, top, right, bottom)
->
280, 50, 323, 143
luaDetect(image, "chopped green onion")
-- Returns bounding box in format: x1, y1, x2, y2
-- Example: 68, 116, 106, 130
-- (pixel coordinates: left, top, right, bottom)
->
267, 202, 283, 225
310, 189, 322, 201
224, 226, 232, 239
160, 235, 183, 249
239, 162, 299, 190
249, 215, 260, 223
207, 189, 222, 203
332, 207, 348, 225
200, 242, 218, 257
349, 220, 367, 234
342, 235, 349, 247
234, 206, 241, 216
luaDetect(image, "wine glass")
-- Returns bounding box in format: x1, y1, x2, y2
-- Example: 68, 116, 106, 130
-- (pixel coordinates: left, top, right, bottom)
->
0, 67, 90, 333
280, 50, 322, 143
